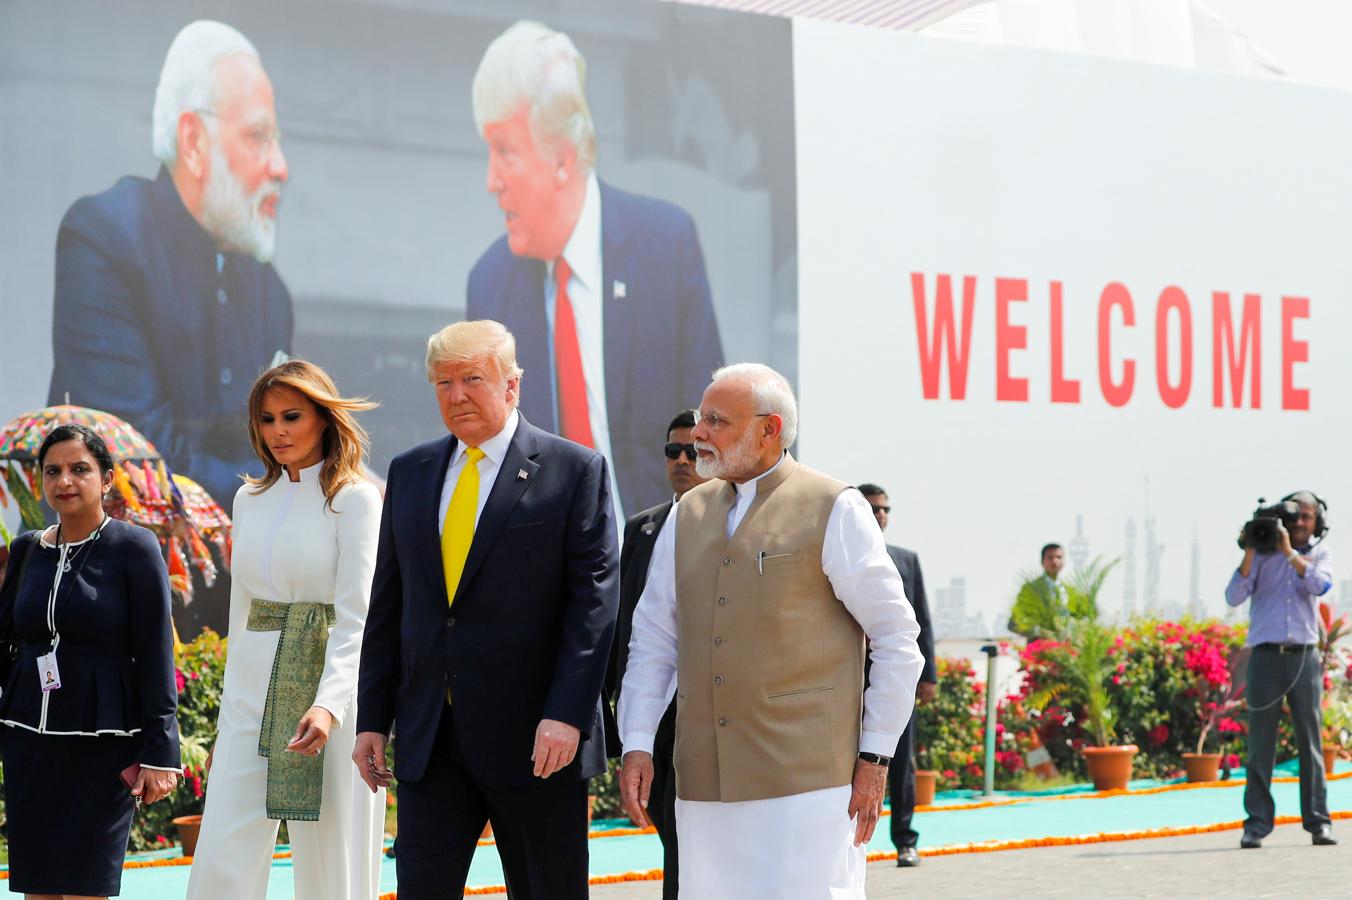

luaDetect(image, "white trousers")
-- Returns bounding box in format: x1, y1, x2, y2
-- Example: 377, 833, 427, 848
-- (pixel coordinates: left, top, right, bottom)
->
675, 784, 866, 899
185, 705, 384, 900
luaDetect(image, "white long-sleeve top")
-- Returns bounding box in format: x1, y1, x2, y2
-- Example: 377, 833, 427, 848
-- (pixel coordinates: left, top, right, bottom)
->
222, 462, 381, 728
619, 459, 924, 759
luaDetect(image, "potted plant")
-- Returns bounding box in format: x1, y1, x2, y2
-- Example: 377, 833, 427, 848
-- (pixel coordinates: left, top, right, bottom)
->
1024, 559, 1136, 790
172, 732, 211, 856
1182, 645, 1249, 783
1318, 601, 1351, 776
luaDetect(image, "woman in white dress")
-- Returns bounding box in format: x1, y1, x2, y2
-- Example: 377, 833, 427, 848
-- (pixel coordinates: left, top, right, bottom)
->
187, 359, 385, 899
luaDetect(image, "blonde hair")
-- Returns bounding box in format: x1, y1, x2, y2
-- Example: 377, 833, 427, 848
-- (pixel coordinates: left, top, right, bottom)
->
245, 359, 377, 509
426, 320, 524, 382
471, 20, 596, 171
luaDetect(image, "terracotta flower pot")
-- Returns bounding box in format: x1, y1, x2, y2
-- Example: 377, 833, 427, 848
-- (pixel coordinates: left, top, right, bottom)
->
1181, 752, 1222, 783
914, 770, 938, 806
1324, 744, 1340, 777
173, 814, 203, 857
1082, 745, 1138, 791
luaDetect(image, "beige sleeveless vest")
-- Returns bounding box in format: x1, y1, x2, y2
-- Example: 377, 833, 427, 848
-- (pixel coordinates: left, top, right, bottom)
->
673, 454, 865, 802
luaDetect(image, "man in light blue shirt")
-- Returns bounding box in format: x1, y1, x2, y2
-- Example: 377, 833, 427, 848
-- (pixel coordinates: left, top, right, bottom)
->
1225, 491, 1334, 849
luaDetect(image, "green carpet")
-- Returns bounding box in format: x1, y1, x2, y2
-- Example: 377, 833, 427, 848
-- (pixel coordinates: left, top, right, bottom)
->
19, 760, 1349, 898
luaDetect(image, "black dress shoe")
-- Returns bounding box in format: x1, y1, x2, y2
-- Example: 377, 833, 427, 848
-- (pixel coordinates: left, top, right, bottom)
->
1312, 826, 1337, 846
1239, 831, 1262, 849
896, 847, 921, 867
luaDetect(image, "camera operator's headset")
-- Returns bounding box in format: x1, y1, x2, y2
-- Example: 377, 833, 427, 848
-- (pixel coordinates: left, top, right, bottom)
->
1248, 490, 1330, 713
1280, 490, 1329, 544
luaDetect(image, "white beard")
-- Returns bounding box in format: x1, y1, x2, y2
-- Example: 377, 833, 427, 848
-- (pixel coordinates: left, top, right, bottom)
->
200, 144, 280, 263
695, 429, 763, 481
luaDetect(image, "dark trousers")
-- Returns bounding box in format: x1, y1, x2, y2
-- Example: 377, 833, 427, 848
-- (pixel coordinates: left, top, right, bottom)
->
650, 703, 679, 900
888, 717, 919, 849
396, 705, 590, 899
1243, 646, 1331, 836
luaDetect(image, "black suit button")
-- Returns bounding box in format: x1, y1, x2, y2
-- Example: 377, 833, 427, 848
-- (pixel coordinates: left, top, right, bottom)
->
447, 617, 456, 627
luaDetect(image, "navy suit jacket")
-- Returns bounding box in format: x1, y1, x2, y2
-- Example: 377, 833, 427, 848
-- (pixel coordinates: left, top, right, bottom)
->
466, 181, 723, 515
602, 499, 673, 755
887, 545, 937, 684
356, 416, 620, 786
47, 168, 293, 509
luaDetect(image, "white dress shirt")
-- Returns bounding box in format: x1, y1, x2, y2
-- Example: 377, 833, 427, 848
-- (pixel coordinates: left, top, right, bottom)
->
545, 173, 625, 522
437, 410, 520, 534
619, 455, 923, 759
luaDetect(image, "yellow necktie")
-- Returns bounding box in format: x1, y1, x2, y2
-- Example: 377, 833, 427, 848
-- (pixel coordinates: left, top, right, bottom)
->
441, 446, 486, 607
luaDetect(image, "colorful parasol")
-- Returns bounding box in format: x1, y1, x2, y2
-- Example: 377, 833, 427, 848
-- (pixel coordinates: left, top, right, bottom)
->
0, 405, 231, 603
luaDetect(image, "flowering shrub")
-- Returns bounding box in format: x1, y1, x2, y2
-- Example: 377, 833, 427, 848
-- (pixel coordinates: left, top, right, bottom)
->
913, 655, 1027, 791
129, 628, 226, 851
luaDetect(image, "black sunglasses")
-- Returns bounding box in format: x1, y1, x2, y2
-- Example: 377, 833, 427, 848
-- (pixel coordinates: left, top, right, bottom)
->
664, 442, 697, 461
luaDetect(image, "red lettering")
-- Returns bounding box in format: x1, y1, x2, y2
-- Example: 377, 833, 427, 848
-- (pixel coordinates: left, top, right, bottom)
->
1155, 286, 1192, 409
995, 277, 1028, 402
1282, 295, 1310, 410
1049, 281, 1080, 404
1098, 282, 1135, 407
911, 273, 976, 400
1211, 292, 1261, 409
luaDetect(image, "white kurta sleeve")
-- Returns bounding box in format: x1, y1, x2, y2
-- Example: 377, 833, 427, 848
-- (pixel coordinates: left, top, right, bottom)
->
822, 489, 924, 757
312, 481, 382, 727
618, 510, 680, 756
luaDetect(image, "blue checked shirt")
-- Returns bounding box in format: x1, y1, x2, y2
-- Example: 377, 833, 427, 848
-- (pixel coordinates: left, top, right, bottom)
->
1225, 543, 1333, 646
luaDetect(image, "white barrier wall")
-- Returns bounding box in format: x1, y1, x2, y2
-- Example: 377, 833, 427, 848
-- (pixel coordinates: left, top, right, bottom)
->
794, 18, 1352, 632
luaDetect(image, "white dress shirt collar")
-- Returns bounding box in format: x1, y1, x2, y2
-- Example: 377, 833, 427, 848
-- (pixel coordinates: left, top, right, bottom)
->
728, 452, 787, 535
553, 173, 602, 292
450, 409, 520, 469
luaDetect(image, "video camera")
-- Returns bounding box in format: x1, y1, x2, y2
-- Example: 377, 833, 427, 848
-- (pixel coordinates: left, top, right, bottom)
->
1238, 498, 1301, 552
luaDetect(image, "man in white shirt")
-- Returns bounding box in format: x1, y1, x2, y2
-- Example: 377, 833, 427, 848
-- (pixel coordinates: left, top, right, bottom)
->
618, 363, 923, 897
465, 20, 724, 519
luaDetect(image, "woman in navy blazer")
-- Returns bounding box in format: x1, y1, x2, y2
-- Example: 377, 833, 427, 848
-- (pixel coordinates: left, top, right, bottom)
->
0, 424, 180, 898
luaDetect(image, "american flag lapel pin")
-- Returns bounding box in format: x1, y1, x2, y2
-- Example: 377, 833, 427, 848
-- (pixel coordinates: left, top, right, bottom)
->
517, 469, 529, 480
614, 280, 626, 299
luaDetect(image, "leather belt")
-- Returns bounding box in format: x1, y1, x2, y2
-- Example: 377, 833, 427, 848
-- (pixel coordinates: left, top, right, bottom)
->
1254, 642, 1314, 654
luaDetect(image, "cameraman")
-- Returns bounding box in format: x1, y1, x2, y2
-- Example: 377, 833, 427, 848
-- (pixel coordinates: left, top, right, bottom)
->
1225, 491, 1334, 849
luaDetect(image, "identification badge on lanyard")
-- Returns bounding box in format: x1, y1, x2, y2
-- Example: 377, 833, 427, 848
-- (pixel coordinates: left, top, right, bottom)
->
37, 652, 61, 692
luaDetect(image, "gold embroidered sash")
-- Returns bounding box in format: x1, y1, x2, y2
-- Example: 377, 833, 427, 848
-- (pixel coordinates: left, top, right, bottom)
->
247, 598, 336, 821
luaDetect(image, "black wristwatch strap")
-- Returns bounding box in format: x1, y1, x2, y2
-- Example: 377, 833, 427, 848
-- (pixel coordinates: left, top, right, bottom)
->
858, 751, 891, 767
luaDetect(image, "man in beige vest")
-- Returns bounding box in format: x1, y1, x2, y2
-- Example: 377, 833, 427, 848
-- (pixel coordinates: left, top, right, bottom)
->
618, 363, 923, 897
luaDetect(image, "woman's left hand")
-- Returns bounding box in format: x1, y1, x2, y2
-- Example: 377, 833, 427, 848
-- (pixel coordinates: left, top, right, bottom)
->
133, 768, 180, 805
286, 706, 334, 756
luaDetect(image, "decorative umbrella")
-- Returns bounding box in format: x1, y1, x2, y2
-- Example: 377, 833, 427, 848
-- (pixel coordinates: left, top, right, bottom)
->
0, 405, 231, 603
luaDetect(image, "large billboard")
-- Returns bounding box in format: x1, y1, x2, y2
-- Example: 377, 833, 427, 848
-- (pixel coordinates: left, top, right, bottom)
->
0, 0, 797, 634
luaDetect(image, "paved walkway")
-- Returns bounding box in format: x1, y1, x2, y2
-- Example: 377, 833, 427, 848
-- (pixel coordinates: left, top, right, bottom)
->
590, 821, 1349, 898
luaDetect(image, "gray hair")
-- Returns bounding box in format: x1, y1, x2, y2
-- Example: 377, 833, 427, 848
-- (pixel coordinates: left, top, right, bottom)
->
471, 20, 596, 171
151, 20, 259, 168
710, 363, 798, 448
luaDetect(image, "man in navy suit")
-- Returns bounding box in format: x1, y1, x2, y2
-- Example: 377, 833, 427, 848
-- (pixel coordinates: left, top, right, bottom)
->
604, 408, 706, 900
354, 320, 619, 899
858, 483, 937, 868
46, 21, 292, 512
466, 21, 724, 518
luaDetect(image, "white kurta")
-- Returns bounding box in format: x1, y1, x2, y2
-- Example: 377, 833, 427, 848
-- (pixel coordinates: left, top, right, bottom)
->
619, 456, 923, 899
187, 464, 385, 900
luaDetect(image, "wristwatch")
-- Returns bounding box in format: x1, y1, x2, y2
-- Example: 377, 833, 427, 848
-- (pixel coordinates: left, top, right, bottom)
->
858, 751, 891, 768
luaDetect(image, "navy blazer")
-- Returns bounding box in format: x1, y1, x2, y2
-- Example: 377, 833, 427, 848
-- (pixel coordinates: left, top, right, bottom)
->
467, 181, 723, 516
356, 416, 620, 786
47, 168, 293, 510
887, 545, 937, 684
602, 499, 672, 755
0, 522, 181, 769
